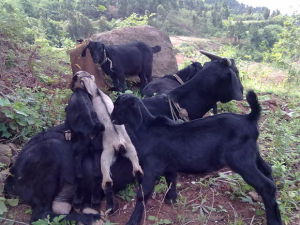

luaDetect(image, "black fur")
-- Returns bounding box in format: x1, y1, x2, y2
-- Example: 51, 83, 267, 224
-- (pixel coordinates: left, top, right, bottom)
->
4, 124, 101, 225
4, 88, 105, 224
142, 62, 202, 97
111, 91, 282, 225
65, 88, 104, 178
81, 41, 161, 92
141, 58, 243, 120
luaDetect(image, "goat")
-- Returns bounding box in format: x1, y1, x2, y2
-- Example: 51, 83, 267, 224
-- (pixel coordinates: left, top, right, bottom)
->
142, 62, 202, 97
111, 91, 282, 225
141, 51, 243, 121
65, 87, 104, 178
4, 86, 105, 224
4, 124, 102, 225
71, 71, 143, 211
142, 61, 218, 114
81, 41, 161, 92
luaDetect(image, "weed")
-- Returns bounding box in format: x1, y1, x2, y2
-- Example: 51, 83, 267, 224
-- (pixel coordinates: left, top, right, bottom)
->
32, 215, 73, 225
117, 184, 136, 202
148, 215, 171, 225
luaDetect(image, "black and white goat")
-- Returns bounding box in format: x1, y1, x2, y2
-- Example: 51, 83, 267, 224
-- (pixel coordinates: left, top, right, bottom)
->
4, 87, 104, 225
72, 71, 143, 210
141, 51, 243, 120
81, 41, 161, 92
111, 91, 282, 225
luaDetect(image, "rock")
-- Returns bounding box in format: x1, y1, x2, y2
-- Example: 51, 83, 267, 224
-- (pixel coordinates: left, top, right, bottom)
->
0, 143, 18, 167
69, 25, 178, 89
69, 42, 106, 90
248, 191, 260, 202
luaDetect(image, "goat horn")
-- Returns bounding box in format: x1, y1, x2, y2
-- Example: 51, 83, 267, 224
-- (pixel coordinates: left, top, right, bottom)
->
199, 50, 223, 60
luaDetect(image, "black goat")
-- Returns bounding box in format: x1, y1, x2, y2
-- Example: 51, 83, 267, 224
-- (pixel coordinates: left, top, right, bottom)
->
4, 124, 102, 225
142, 62, 202, 97
4, 88, 104, 224
111, 91, 282, 225
66, 82, 104, 178
141, 52, 243, 120
81, 41, 161, 92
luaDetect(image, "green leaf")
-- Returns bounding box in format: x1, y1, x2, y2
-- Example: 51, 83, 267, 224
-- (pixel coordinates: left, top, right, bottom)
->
124, 90, 133, 94
52, 215, 66, 223
0, 123, 12, 138
0, 98, 10, 106
17, 120, 27, 126
0, 201, 8, 215
8, 122, 17, 131
25, 209, 32, 214
6, 198, 19, 207
161, 219, 172, 224
15, 110, 28, 116
148, 215, 157, 221
255, 209, 265, 216
2, 109, 14, 119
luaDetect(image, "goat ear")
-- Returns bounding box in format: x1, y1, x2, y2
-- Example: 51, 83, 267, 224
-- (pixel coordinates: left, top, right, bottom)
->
81, 45, 88, 57
80, 79, 94, 97
129, 100, 143, 130
221, 58, 232, 67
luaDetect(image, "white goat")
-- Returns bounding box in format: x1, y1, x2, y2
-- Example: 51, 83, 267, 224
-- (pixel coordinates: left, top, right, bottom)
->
74, 71, 143, 190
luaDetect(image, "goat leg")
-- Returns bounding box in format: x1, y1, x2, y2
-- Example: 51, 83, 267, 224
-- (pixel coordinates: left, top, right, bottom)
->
229, 156, 282, 225
126, 166, 158, 225
104, 182, 114, 214
100, 149, 114, 189
123, 143, 143, 177
164, 172, 178, 204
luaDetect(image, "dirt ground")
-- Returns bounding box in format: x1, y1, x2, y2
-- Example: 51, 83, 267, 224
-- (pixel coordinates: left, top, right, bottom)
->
3, 171, 267, 225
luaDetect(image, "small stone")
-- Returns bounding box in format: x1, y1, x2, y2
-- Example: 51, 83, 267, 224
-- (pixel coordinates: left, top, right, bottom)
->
248, 191, 260, 202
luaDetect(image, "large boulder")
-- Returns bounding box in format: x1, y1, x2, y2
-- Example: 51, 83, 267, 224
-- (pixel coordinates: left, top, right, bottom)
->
69, 25, 178, 89
69, 42, 106, 89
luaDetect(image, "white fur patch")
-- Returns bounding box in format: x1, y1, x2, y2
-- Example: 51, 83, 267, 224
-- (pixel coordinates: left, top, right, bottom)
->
52, 200, 72, 214
79, 73, 143, 189
82, 207, 99, 215
78, 208, 103, 225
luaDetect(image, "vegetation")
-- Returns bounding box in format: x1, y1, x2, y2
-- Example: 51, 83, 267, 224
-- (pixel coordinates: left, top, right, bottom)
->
0, 0, 299, 224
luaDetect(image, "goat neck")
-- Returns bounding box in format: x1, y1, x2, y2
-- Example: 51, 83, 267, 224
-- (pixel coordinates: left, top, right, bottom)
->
169, 70, 218, 119
176, 65, 194, 82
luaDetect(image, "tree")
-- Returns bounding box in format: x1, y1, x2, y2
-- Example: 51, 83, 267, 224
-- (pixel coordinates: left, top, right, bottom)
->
157, 4, 167, 18
263, 8, 270, 20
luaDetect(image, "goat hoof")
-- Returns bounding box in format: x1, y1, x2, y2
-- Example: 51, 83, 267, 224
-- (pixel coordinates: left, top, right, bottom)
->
164, 197, 176, 204
164, 193, 177, 204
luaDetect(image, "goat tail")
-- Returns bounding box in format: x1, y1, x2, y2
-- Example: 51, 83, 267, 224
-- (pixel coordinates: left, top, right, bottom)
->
246, 90, 261, 122
152, 45, 161, 53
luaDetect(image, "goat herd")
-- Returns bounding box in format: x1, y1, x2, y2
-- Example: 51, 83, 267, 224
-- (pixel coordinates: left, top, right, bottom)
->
4, 41, 282, 225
